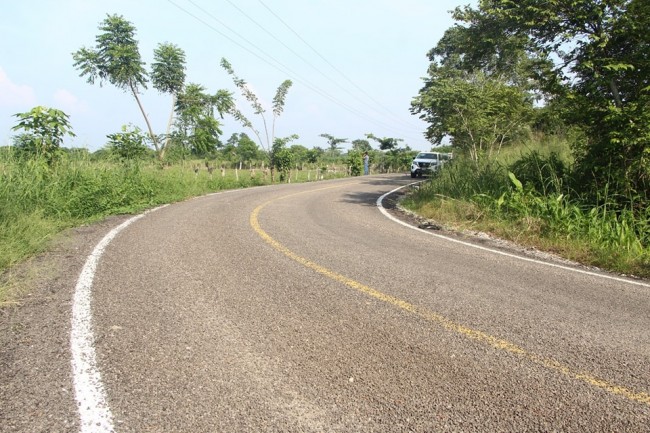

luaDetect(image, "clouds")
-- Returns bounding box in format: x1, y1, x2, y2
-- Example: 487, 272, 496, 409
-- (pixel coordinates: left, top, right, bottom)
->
53, 88, 89, 115
0, 66, 37, 109
0, 66, 87, 114
0, 66, 91, 146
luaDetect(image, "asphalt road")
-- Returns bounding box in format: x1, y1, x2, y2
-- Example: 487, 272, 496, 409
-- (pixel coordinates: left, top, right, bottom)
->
2, 174, 649, 432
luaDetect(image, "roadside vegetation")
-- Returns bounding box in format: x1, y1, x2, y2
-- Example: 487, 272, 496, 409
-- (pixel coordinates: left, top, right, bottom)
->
407, 1, 649, 279
402, 137, 649, 278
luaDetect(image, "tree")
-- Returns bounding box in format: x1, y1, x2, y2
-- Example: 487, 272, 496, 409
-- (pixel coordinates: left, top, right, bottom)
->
220, 58, 293, 180
190, 116, 223, 156
437, 0, 650, 204
151, 42, 186, 160
430, 8, 554, 94
174, 83, 232, 156
319, 134, 347, 158
365, 134, 403, 152
235, 133, 260, 163
451, 0, 637, 106
271, 135, 299, 181
11, 106, 75, 164
106, 124, 149, 162
223, 133, 259, 165
289, 144, 309, 166
412, 71, 532, 163
347, 150, 364, 176
72, 15, 156, 152
306, 147, 325, 165
351, 139, 372, 153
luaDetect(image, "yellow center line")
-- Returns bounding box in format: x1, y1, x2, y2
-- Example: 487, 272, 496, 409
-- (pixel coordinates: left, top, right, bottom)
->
250, 187, 650, 406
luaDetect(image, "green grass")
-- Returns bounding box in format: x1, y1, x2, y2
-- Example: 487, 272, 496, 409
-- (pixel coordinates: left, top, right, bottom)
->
402, 140, 650, 279
0, 152, 349, 304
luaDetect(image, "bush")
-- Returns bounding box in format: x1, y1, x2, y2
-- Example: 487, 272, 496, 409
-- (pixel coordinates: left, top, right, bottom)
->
508, 151, 568, 196
347, 150, 363, 176
403, 145, 649, 277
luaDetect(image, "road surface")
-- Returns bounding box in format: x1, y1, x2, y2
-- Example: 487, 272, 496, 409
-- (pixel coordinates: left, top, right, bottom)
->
2, 174, 649, 432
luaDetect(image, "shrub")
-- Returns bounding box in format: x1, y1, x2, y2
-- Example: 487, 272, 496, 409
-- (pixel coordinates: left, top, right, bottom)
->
508, 151, 568, 196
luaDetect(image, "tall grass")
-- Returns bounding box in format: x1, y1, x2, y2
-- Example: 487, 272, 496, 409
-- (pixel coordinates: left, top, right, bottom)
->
0, 150, 348, 290
403, 144, 649, 278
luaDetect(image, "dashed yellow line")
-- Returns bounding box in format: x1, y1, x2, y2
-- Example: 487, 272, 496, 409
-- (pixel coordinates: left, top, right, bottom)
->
250, 189, 650, 407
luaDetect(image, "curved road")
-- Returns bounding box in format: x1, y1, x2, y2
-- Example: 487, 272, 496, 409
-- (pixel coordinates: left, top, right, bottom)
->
4, 174, 650, 432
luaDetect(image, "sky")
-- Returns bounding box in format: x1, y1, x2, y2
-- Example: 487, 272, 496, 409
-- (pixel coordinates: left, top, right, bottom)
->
0, 0, 475, 153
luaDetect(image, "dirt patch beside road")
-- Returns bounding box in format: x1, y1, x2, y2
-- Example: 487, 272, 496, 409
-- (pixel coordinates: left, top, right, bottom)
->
0, 215, 131, 433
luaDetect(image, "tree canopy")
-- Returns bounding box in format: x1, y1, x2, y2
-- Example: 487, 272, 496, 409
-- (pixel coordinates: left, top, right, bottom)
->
72, 14, 157, 151
319, 134, 347, 157
11, 106, 75, 164
220, 58, 293, 154
412, 0, 650, 205
151, 42, 187, 159
366, 134, 403, 152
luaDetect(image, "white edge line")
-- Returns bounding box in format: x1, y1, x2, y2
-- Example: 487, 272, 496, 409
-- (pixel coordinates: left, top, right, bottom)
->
70, 205, 167, 433
69, 186, 271, 432
377, 183, 650, 289
68, 181, 646, 432
67, 183, 334, 432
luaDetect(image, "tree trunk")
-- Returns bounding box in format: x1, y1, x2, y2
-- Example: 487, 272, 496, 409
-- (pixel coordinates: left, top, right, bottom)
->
130, 82, 159, 156
609, 79, 623, 108
160, 94, 177, 161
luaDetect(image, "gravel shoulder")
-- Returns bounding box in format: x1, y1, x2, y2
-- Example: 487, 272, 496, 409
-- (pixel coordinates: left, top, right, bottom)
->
0, 215, 132, 433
